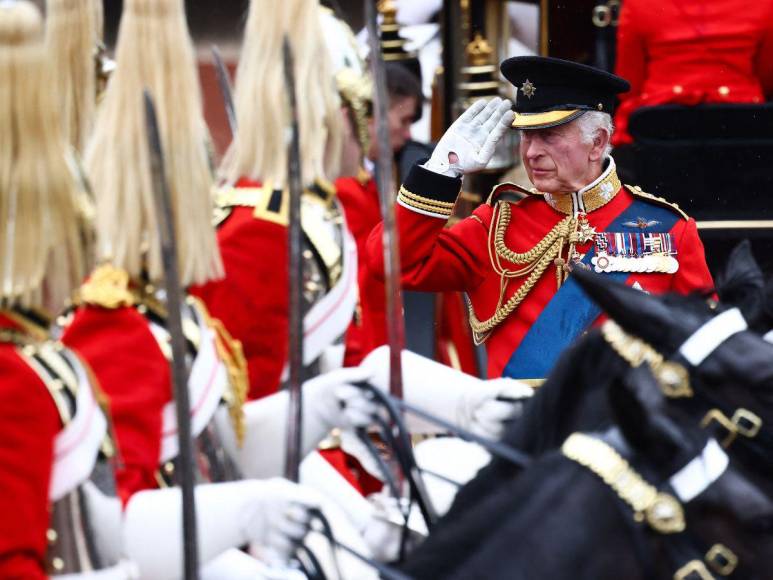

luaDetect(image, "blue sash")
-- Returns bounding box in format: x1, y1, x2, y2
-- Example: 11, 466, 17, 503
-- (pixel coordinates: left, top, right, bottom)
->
501, 198, 681, 380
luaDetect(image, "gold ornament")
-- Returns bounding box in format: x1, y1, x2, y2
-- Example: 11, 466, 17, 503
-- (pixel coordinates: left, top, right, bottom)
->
79, 264, 134, 309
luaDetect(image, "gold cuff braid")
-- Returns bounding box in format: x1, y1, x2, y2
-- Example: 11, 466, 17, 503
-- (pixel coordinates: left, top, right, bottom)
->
397, 186, 455, 216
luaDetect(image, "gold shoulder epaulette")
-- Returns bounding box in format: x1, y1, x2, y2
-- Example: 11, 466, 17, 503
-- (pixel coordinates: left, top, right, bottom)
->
486, 182, 541, 206
625, 184, 688, 220
78, 264, 134, 309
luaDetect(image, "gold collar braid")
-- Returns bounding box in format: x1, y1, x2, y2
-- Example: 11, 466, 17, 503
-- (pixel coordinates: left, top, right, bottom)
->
562, 433, 686, 534
469, 201, 597, 344
543, 159, 621, 216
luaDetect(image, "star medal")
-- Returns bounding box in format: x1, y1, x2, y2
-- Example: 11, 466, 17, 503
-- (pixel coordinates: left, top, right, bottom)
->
520, 79, 536, 99
576, 214, 596, 244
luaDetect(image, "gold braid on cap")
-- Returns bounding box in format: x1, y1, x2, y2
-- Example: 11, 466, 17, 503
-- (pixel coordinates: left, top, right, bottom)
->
562, 433, 686, 534
469, 201, 584, 344
600, 320, 692, 399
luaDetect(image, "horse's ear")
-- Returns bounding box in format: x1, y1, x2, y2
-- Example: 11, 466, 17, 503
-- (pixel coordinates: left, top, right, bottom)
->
717, 240, 764, 323
610, 365, 704, 474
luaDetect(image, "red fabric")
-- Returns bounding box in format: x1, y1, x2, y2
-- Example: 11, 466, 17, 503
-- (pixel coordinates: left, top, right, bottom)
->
316, 448, 384, 496
613, 0, 773, 145
0, 317, 60, 579
435, 291, 480, 376
367, 187, 714, 378
62, 306, 170, 505
191, 179, 290, 400
335, 175, 388, 366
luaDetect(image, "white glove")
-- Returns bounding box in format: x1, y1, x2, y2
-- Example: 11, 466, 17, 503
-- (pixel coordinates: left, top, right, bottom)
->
359, 346, 533, 438
424, 97, 515, 177
124, 479, 320, 579
215, 366, 379, 480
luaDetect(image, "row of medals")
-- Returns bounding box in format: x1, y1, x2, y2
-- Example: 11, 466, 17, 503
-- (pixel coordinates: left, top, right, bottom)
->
573, 214, 679, 275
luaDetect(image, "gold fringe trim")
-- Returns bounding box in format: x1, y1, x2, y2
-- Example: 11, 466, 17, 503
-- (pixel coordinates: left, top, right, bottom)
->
191, 297, 248, 448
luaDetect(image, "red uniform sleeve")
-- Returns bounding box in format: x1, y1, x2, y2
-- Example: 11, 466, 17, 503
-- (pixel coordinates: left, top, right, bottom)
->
669, 217, 715, 295
613, 0, 647, 146
191, 208, 289, 400
366, 165, 490, 293
63, 307, 170, 505
0, 348, 60, 579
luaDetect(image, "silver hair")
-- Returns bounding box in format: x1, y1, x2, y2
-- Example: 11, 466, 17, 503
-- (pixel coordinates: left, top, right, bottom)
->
575, 111, 614, 158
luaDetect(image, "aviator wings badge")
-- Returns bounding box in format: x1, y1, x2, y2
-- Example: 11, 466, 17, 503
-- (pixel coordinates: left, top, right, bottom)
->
623, 217, 661, 230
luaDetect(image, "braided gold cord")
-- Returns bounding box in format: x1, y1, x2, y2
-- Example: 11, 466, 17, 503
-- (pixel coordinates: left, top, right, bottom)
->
494, 202, 575, 264
468, 201, 577, 342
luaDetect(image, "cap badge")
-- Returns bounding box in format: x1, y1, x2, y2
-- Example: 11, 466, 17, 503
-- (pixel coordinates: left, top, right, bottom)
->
520, 79, 536, 99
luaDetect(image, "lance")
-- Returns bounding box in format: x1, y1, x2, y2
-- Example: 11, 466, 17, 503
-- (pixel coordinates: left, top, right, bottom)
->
211, 45, 237, 138
365, 0, 405, 401
281, 37, 305, 483
143, 91, 200, 580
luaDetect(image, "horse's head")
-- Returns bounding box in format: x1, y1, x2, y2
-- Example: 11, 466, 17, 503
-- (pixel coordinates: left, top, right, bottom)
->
605, 361, 773, 578
573, 267, 773, 484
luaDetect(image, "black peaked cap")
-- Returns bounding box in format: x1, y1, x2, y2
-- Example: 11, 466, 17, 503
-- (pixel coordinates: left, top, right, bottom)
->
501, 56, 630, 129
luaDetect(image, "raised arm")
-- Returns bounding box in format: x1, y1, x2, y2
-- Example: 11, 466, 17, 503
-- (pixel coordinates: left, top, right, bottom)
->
366, 98, 514, 293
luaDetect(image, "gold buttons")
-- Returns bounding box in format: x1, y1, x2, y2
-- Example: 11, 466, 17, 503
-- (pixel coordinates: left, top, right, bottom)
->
52, 557, 65, 571
673, 85, 683, 94
46, 529, 58, 544
718, 86, 730, 96
597, 103, 604, 111
163, 461, 175, 475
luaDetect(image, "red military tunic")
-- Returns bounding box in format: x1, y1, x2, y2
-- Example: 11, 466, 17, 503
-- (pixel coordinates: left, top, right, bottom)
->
335, 172, 387, 366
367, 161, 714, 380
63, 295, 171, 506
613, 0, 773, 145
191, 178, 358, 400
0, 314, 60, 579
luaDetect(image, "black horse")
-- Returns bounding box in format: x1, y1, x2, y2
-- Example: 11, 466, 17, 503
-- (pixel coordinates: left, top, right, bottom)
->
404, 346, 773, 578
403, 247, 773, 578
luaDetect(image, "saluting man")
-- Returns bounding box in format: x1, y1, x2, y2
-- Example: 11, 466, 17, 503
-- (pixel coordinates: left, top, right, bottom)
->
367, 57, 713, 383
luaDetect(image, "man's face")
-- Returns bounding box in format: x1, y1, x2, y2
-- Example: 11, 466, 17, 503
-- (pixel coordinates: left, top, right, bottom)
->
368, 95, 418, 159
520, 119, 605, 193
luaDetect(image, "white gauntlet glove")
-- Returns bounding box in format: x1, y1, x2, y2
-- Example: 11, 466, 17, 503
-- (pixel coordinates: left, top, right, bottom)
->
216, 366, 381, 480
359, 346, 533, 439
424, 97, 515, 177
124, 479, 320, 579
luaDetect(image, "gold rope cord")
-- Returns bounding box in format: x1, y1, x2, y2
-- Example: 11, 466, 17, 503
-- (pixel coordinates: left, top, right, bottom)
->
468, 201, 576, 343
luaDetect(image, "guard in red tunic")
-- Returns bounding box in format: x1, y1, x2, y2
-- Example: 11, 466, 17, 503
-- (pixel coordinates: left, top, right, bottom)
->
61, 1, 373, 576
613, 0, 773, 146
319, 8, 387, 367
190, 3, 358, 400
368, 57, 714, 383
0, 3, 127, 577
